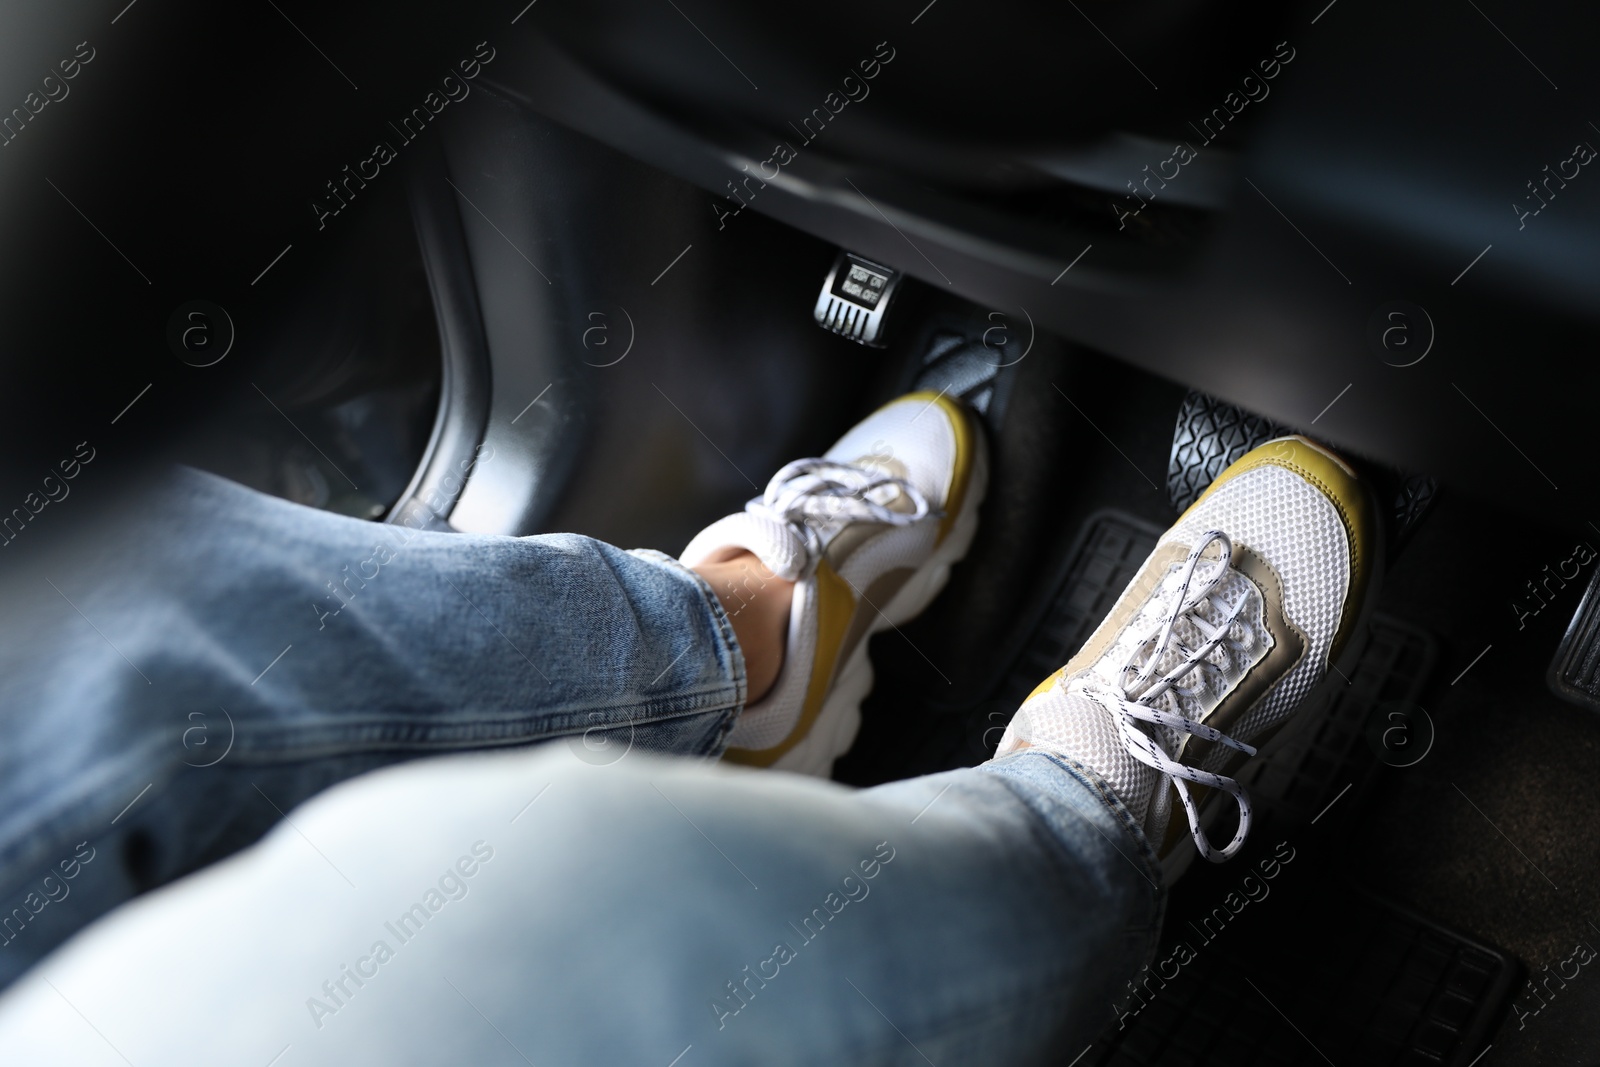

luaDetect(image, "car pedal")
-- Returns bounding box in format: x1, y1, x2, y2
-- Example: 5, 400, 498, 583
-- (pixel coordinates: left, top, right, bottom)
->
1548, 557, 1600, 712
1168, 389, 1439, 552
909, 322, 1009, 416
813, 249, 902, 347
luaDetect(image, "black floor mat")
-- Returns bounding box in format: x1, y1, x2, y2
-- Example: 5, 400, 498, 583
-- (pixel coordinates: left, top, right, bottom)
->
1081, 610, 1518, 1067
1359, 490, 1600, 1067
1082, 879, 1516, 1067
1237, 614, 1439, 833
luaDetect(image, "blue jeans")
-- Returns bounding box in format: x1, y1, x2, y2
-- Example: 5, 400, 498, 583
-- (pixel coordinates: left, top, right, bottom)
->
0, 468, 1162, 1064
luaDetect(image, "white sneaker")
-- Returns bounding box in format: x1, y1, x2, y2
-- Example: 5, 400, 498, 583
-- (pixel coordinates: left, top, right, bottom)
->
681, 390, 988, 776
995, 436, 1381, 871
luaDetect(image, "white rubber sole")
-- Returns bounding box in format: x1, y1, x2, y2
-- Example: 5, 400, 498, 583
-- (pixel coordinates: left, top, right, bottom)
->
772, 425, 992, 777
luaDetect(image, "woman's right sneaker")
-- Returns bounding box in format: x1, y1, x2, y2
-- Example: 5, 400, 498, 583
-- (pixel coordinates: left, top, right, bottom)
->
993, 436, 1381, 876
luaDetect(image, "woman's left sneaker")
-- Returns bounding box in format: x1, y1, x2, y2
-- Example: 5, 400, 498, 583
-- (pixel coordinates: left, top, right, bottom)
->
681, 390, 988, 776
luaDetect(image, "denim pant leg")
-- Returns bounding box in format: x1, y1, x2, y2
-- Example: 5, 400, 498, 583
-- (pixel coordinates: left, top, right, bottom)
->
0, 746, 1163, 1066
0, 467, 745, 987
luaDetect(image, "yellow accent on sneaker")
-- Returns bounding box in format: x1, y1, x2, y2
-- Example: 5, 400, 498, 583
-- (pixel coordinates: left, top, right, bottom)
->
924, 390, 978, 546
724, 560, 855, 768
1024, 668, 1064, 705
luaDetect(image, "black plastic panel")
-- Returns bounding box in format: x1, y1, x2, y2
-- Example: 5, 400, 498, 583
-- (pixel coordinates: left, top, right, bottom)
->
484, 6, 1600, 517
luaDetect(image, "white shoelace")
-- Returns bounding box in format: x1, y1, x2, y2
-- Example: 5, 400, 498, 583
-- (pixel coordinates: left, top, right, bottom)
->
1082, 530, 1261, 863
747, 458, 936, 579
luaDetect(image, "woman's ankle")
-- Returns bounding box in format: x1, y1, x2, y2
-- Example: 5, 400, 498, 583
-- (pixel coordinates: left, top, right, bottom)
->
691, 550, 795, 704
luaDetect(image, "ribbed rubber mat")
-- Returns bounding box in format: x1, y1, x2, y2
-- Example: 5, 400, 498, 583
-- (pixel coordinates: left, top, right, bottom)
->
1238, 613, 1439, 834
1081, 886, 1517, 1067
967, 509, 1162, 759
994, 510, 1164, 704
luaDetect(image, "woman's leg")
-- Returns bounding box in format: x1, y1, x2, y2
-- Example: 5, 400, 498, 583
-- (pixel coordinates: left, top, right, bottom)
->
0, 466, 747, 986
0, 742, 1163, 1066
0, 386, 982, 989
